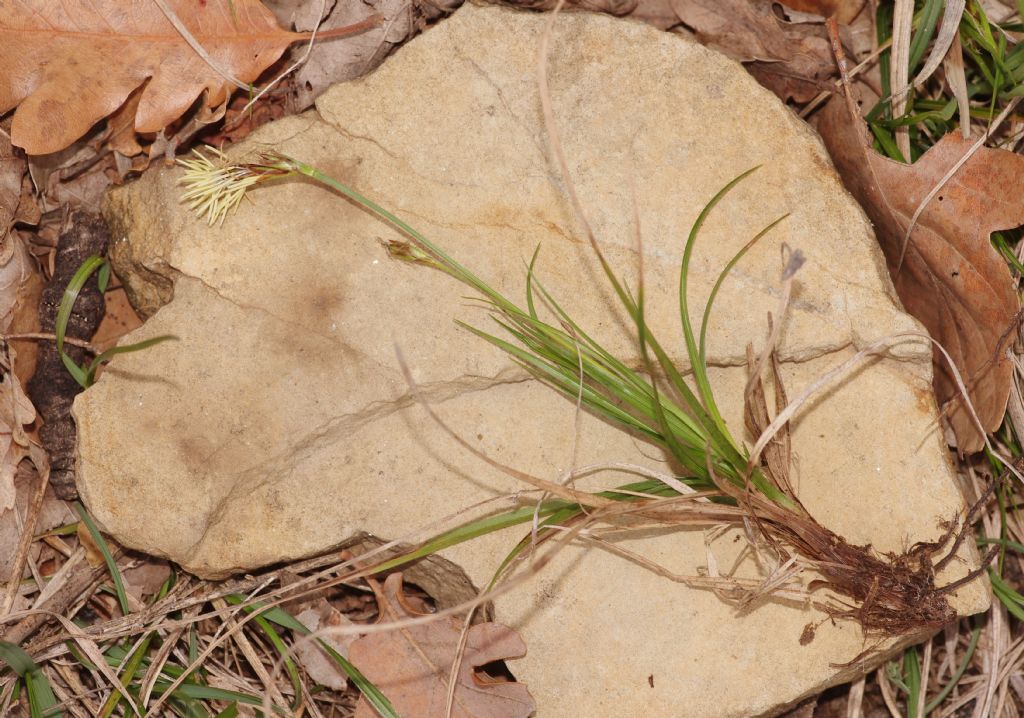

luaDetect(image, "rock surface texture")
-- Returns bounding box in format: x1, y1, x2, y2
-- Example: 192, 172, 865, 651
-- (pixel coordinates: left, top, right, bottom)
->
79, 5, 987, 717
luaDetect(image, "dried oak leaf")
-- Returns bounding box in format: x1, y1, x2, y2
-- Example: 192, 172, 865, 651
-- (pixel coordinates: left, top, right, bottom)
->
668, 0, 837, 102
817, 93, 1022, 453
349, 573, 535, 718
496, 0, 839, 101
0, 0, 303, 155
0, 233, 44, 385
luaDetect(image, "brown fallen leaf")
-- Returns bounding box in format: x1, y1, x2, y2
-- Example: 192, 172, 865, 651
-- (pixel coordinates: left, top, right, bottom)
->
92, 286, 144, 354
122, 559, 173, 605
349, 573, 535, 718
816, 90, 1022, 453
0, 1, 379, 155
669, 0, 837, 103
778, 0, 866, 24
267, 0, 461, 114
496, 0, 840, 101
0, 234, 44, 387
293, 600, 362, 690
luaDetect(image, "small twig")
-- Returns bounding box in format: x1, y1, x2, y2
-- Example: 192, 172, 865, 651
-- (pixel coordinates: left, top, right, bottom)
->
2, 333, 98, 353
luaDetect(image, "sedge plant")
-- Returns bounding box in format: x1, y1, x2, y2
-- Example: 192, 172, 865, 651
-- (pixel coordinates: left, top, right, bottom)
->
176, 145, 986, 636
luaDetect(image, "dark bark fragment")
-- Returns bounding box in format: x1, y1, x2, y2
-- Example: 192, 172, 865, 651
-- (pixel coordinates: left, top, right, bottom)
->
28, 212, 107, 500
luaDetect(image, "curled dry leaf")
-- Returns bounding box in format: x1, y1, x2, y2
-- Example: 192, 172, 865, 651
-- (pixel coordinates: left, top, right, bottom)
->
0, 372, 36, 515
293, 600, 361, 690
816, 93, 1022, 453
0, 1, 306, 155
668, 0, 836, 102
0, 130, 24, 233
349, 573, 535, 718
0, 233, 44, 386
267, 0, 462, 113
0, 232, 41, 335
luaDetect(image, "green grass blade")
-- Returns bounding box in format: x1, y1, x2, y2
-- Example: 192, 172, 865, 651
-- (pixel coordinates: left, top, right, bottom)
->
150, 682, 264, 706
100, 634, 154, 718
249, 615, 302, 709
85, 335, 178, 385
25, 669, 60, 718
56, 255, 106, 389
978, 536, 1024, 554
909, 0, 945, 72
924, 620, 981, 714
0, 643, 59, 718
375, 478, 684, 575
903, 645, 922, 718
679, 167, 760, 435
698, 215, 789, 369
314, 641, 399, 718
0, 641, 39, 676
990, 569, 1024, 619
73, 502, 129, 616
97, 262, 111, 293
524, 245, 541, 319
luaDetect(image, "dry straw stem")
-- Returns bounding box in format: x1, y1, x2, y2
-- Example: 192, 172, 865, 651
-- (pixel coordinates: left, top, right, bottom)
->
890, 0, 914, 159
0, 447, 49, 618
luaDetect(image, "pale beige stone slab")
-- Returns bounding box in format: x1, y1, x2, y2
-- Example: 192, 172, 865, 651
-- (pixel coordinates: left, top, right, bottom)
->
79, 5, 986, 716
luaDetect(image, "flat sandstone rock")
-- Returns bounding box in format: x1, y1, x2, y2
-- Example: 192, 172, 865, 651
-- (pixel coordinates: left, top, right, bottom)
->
78, 5, 987, 716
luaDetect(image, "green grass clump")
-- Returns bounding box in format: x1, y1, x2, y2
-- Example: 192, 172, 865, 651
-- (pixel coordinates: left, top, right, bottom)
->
175, 148, 973, 637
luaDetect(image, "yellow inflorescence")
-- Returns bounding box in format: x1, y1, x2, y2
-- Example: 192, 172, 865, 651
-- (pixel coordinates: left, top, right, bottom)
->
177, 148, 264, 226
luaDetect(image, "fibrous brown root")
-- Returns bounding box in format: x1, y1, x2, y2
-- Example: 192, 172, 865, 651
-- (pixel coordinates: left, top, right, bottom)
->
734, 342, 993, 635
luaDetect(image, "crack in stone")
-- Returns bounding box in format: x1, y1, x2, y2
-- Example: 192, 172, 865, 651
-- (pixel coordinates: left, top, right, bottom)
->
330, 124, 485, 190
457, 48, 551, 164
187, 365, 532, 555
185, 329, 921, 559
180, 273, 376, 362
